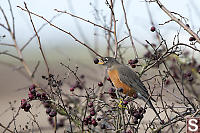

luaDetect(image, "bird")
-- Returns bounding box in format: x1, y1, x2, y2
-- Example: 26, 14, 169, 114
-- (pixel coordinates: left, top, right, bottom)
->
96, 57, 162, 123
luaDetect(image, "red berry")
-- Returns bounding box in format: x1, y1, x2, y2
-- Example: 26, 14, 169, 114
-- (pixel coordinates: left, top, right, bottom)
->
30, 84, 36, 89
98, 82, 103, 87
90, 111, 96, 116
49, 110, 57, 117
87, 115, 92, 120
21, 99, 27, 104
36, 93, 41, 99
123, 100, 128, 105
24, 103, 31, 112
107, 77, 111, 81
126, 130, 132, 133
133, 117, 138, 124
89, 107, 95, 112
131, 64, 136, 68
97, 117, 101, 121
46, 108, 51, 114
20, 101, 27, 109
109, 88, 115, 94
160, 120, 165, 124
186, 24, 190, 28
70, 87, 75, 92
132, 93, 137, 99
165, 80, 170, 86
42, 93, 48, 100
150, 26, 156, 32
128, 59, 134, 65
88, 102, 93, 108
92, 119, 98, 126
101, 124, 106, 129
189, 37, 196, 41
28, 93, 35, 100
133, 59, 138, 64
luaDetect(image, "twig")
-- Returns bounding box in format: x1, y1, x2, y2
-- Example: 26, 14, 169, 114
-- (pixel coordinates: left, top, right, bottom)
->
54, 9, 114, 34
154, 0, 200, 43
21, 14, 61, 51
0, 123, 14, 133
0, 51, 22, 61
106, 0, 118, 58
24, 2, 50, 76
8, 0, 15, 39
121, 0, 138, 58
0, 43, 15, 47
31, 61, 40, 78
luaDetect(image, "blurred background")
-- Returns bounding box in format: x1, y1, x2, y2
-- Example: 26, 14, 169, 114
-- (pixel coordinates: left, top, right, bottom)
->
0, 0, 200, 132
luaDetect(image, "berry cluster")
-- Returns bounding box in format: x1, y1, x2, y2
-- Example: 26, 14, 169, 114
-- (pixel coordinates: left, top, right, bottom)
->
128, 59, 138, 68
42, 74, 63, 88
128, 107, 146, 124
20, 84, 48, 112
83, 102, 98, 127
46, 107, 57, 117
20, 99, 31, 112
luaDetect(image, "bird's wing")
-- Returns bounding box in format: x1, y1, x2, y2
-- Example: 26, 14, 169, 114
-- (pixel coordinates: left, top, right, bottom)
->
117, 65, 155, 102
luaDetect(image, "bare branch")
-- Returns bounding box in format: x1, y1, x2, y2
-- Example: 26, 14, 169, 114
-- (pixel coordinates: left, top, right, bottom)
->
121, 0, 138, 58
155, 0, 200, 43
17, 5, 103, 58
54, 9, 114, 34
21, 14, 61, 51
0, 43, 15, 47
24, 2, 50, 75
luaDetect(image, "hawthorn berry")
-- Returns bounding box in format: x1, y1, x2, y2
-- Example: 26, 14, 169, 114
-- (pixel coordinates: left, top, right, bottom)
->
24, 103, 31, 112
89, 107, 95, 112
160, 120, 165, 124
98, 82, 103, 87
49, 110, 57, 117
189, 37, 196, 41
70, 87, 75, 92
21, 99, 27, 109
46, 108, 51, 114
123, 100, 128, 106
107, 77, 111, 81
28, 93, 35, 100
88, 102, 93, 108
131, 64, 136, 68
90, 111, 96, 116
97, 117, 101, 121
92, 119, 98, 126
101, 124, 106, 129
150, 26, 156, 32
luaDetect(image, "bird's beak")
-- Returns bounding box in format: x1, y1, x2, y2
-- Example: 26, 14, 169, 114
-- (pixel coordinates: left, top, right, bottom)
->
98, 58, 104, 65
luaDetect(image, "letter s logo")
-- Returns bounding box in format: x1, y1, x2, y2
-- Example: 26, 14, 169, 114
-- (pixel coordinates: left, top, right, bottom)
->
188, 118, 198, 132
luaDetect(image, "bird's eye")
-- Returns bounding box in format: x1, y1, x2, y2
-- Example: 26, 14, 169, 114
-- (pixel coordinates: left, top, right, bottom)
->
105, 58, 108, 61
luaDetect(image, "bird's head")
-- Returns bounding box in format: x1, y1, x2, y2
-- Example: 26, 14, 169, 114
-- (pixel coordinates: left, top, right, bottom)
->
95, 57, 119, 68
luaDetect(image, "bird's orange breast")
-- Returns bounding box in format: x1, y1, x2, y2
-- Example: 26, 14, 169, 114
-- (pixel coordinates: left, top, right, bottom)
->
107, 69, 136, 96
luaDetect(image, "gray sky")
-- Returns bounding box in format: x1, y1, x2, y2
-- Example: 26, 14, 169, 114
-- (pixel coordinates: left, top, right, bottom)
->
1, 0, 200, 48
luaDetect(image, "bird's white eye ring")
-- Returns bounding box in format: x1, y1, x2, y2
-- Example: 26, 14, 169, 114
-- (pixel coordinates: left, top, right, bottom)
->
105, 58, 108, 61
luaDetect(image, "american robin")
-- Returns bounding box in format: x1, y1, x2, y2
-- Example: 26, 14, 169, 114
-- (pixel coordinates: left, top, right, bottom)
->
97, 57, 162, 122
